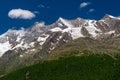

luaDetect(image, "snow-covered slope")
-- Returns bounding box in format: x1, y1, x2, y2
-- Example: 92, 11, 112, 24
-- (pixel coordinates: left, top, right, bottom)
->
0, 41, 11, 56
0, 22, 48, 57
50, 18, 101, 39
83, 20, 101, 37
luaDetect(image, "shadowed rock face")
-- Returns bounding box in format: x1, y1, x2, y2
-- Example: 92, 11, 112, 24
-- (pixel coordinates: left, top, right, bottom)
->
0, 14, 120, 75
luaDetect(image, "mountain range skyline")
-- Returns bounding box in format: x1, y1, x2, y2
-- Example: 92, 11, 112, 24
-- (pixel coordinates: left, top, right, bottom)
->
0, 0, 120, 34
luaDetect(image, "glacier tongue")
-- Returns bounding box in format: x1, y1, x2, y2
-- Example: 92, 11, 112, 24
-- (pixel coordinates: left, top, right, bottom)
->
65, 27, 84, 39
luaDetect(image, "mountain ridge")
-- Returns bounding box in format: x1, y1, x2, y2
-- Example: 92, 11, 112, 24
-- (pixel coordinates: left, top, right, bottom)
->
0, 14, 120, 75
0, 14, 120, 57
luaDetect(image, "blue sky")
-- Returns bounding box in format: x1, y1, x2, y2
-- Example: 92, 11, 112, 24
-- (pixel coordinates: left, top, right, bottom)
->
0, 0, 120, 34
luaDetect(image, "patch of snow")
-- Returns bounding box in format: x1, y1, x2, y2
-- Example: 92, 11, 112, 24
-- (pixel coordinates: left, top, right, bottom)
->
63, 39, 68, 42
108, 15, 120, 20
105, 30, 115, 34
59, 35, 63, 39
68, 27, 84, 39
84, 20, 101, 37
37, 34, 49, 45
51, 42, 54, 45
58, 17, 73, 27
58, 23, 63, 26
16, 37, 21, 42
16, 30, 26, 42
23, 43, 30, 49
29, 42, 35, 47
50, 46, 55, 51
34, 22, 45, 27
50, 26, 84, 39
0, 41, 12, 57
87, 20, 97, 26
108, 15, 117, 19
30, 49, 35, 52
50, 27, 62, 32
20, 55, 23, 58
57, 38, 60, 41
57, 36, 63, 41
13, 40, 30, 50
13, 41, 23, 49
63, 27, 84, 39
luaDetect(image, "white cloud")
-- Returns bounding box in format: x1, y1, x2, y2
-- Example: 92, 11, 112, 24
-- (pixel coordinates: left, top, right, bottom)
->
8, 9, 36, 19
80, 2, 91, 8
88, 9, 94, 13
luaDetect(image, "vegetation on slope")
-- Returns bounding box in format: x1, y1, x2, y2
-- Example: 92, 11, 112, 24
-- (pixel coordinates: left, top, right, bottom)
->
1, 53, 120, 80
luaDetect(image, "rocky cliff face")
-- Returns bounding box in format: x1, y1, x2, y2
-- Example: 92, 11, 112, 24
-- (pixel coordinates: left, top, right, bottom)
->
0, 14, 120, 74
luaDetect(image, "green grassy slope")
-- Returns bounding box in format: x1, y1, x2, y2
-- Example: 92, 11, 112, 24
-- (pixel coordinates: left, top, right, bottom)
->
1, 54, 120, 80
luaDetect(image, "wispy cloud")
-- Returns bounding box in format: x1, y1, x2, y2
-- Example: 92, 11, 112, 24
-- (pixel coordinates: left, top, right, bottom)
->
80, 2, 91, 8
37, 4, 50, 9
38, 4, 45, 8
34, 11, 39, 14
8, 9, 36, 19
86, 9, 95, 14
88, 9, 94, 13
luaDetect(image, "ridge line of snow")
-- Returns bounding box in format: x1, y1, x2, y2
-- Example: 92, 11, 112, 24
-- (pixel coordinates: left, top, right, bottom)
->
58, 17, 73, 27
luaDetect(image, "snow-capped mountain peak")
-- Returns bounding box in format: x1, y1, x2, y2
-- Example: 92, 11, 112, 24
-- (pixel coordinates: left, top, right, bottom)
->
57, 17, 73, 27
103, 14, 120, 20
